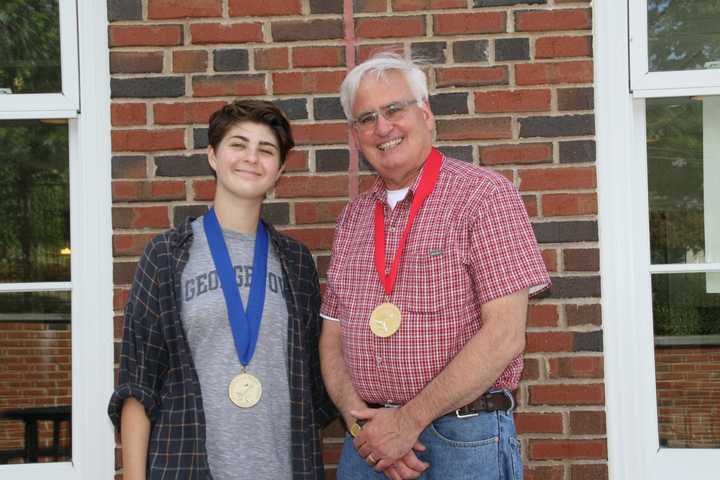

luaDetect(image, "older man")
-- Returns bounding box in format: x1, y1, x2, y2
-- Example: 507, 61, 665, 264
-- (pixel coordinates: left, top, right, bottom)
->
319, 53, 550, 480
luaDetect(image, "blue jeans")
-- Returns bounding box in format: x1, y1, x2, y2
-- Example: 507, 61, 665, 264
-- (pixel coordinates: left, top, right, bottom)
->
337, 409, 522, 480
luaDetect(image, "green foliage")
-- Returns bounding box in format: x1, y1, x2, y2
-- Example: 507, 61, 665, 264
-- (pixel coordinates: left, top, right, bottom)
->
0, 0, 61, 93
648, 0, 720, 72
653, 273, 720, 336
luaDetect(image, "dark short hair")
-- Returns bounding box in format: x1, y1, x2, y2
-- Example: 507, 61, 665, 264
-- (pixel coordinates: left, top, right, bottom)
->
208, 100, 294, 164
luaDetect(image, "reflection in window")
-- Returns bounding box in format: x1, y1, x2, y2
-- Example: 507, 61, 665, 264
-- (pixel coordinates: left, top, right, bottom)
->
648, 0, 720, 72
0, 120, 70, 283
647, 97, 704, 264
0, 0, 61, 94
0, 291, 71, 464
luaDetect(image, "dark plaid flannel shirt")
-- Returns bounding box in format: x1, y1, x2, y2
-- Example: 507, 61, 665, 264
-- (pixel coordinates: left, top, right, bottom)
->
108, 218, 336, 479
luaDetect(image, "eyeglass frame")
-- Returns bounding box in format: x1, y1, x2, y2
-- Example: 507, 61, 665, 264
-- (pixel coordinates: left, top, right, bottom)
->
349, 98, 423, 132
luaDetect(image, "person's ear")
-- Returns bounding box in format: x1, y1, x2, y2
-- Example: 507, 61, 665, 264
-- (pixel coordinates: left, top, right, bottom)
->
207, 146, 217, 172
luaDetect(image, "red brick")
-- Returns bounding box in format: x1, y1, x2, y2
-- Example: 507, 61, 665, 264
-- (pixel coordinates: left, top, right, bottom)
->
569, 410, 606, 435
433, 12, 506, 35
536, 36, 592, 59
154, 101, 226, 125
113, 288, 129, 311
110, 52, 164, 74
529, 439, 606, 460
111, 129, 185, 152
519, 167, 596, 191
516, 9, 592, 32
543, 193, 597, 216
523, 194, 538, 217
113, 233, 156, 257
111, 103, 147, 127
355, 16, 425, 39
109, 25, 183, 47
521, 357, 540, 381
436, 66, 508, 87
354, 0, 388, 12
255, 47, 290, 70
548, 356, 604, 379
526, 331, 574, 353
393, 0, 465, 10
279, 227, 335, 250
529, 384, 605, 406
192, 74, 266, 97
480, 143, 552, 165
566, 304, 599, 327
564, 248, 600, 272
295, 201, 347, 224
112, 206, 171, 229
475, 90, 551, 113
357, 44, 404, 63
542, 248, 557, 272
516, 61, 594, 85
571, 463, 608, 480
190, 23, 263, 44
292, 46, 345, 68
436, 118, 512, 141
515, 412, 563, 434
525, 465, 564, 480
292, 123, 348, 145
284, 150, 308, 172
192, 179, 216, 201
228, 0, 301, 16
112, 181, 187, 202
173, 50, 208, 73
276, 175, 348, 198
273, 71, 345, 94
148, 0, 221, 19
527, 304, 559, 328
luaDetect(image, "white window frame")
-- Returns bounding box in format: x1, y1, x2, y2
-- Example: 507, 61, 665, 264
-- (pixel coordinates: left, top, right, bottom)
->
0, 0, 80, 119
0, 0, 114, 478
597, 1, 720, 479
629, 0, 720, 98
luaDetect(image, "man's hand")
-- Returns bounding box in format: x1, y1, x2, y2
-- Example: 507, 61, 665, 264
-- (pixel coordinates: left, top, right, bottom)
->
382, 448, 429, 480
351, 406, 426, 469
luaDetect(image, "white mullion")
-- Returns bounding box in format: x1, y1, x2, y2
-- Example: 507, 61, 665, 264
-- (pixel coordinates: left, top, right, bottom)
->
0, 282, 72, 293
649, 263, 720, 274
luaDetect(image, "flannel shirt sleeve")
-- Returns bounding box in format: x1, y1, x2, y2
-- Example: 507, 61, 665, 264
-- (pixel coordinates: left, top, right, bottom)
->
467, 177, 550, 305
305, 247, 338, 427
319, 205, 349, 321
107, 238, 170, 431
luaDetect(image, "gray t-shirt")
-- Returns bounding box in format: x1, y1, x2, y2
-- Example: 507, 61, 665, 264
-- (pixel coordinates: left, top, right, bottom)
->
182, 218, 291, 480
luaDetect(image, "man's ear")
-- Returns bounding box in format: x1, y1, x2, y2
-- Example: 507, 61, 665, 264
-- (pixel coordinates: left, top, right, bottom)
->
421, 100, 435, 131
349, 127, 361, 150
207, 146, 217, 172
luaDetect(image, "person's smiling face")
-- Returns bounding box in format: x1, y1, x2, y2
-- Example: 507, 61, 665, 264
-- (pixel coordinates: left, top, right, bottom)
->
208, 121, 284, 202
351, 70, 434, 189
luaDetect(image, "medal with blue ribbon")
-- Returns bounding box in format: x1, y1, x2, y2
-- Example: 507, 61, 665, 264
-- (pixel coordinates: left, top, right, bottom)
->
204, 208, 268, 408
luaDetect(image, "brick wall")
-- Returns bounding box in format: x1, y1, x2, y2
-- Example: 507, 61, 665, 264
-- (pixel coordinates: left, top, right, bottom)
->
656, 345, 720, 448
108, 0, 603, 478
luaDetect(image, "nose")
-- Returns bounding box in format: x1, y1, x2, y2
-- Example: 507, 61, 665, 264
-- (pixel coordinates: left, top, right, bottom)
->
373, 114, 394, 136
244, 147, 259, 164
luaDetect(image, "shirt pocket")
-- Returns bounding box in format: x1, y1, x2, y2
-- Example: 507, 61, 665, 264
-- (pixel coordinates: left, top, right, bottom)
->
398, 251, 456, 314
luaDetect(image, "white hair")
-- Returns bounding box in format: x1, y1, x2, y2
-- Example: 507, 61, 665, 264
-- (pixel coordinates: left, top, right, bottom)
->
339, 52, 429, 120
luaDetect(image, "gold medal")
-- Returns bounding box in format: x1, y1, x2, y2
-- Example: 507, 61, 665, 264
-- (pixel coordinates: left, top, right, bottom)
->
228, 372, 262, 408
369, 302, 401, 337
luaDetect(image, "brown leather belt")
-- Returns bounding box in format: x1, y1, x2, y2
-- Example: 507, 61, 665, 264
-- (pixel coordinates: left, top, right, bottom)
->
368, 390, 514, 418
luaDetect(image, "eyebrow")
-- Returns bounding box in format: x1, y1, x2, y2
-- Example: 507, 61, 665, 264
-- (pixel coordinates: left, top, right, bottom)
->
228, 135, 278, 150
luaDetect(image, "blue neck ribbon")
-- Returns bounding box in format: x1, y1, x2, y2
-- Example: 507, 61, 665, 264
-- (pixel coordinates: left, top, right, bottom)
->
203, 208, 268, 368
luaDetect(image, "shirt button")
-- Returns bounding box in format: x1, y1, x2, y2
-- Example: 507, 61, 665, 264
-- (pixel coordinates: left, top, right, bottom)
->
376, 356, 382, 366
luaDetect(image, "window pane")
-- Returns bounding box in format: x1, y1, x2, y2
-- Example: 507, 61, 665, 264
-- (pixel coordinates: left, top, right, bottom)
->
0, 0, 61, 94
648, 0, 720, 72
0, 291, 71, 464
646, 96, 720, 266
653, 273, 720, 449
0, 120, 69, 283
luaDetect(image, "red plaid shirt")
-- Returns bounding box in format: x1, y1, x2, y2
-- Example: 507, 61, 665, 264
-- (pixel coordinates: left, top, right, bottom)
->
321, 155, 550, 404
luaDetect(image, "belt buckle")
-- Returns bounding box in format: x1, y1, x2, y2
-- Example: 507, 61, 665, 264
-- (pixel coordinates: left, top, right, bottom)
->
454, 406, 479, 419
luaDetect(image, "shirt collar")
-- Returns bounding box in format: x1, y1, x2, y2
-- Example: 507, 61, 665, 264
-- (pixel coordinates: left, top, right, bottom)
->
368, 147, 445, 206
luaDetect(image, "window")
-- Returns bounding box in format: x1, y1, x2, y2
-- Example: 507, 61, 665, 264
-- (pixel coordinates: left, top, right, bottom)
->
598, 1, 720, 478
0, 1, 113, 478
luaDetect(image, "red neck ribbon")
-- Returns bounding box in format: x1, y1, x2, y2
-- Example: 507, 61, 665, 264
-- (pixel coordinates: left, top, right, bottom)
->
374, 148, 443, 297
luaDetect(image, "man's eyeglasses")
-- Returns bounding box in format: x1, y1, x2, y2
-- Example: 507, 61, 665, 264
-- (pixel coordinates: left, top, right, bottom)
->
350, 99, 421, 132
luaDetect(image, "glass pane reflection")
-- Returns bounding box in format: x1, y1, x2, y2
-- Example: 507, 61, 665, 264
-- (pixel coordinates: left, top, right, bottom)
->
0, 120, 70, 283
0, 0, 61, 94
0, 291, 71, 464
647, 97, 705, 264
648, 0, 720, 72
